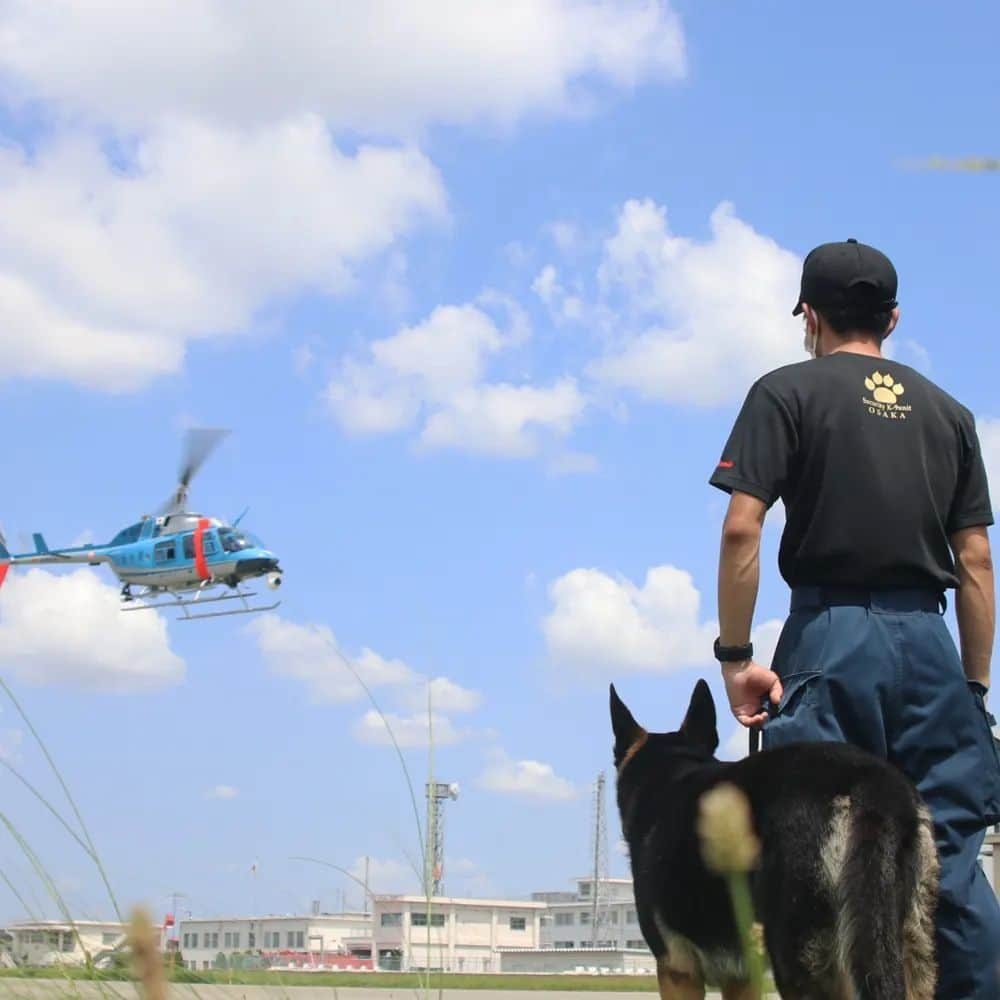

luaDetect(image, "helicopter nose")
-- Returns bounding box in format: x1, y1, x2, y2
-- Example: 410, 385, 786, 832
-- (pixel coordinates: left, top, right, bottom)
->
235, 556, 280, 578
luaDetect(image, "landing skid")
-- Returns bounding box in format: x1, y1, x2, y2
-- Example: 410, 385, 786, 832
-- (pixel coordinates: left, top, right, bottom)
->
121, 584, 280, 621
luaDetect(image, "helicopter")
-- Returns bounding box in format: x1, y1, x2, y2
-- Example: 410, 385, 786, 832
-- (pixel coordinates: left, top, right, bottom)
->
0, 429, 282, 621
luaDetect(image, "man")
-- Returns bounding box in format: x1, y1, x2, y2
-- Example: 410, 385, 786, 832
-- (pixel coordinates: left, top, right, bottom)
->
709, 239, 1000, 999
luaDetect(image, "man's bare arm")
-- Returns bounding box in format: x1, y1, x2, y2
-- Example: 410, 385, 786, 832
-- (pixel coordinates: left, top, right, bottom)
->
717, 491, 782, 726
718, 492, 767, 645
950, 525, 994, 689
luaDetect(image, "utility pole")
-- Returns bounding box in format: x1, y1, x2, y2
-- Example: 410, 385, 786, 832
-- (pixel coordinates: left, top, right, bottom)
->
168, 891, 188, 945
364, 856, 370, 915
590, 773, 607, 946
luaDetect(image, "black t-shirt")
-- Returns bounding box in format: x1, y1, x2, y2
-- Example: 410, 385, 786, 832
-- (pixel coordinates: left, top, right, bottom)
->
709, 352, 994, 590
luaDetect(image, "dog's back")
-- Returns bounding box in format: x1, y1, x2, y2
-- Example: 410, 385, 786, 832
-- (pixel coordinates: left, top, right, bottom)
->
612, 681, 938, 1000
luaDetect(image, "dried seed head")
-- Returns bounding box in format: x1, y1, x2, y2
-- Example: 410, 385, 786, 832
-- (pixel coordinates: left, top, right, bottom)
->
697, 782, 760, 874
127, 907, 166, 1000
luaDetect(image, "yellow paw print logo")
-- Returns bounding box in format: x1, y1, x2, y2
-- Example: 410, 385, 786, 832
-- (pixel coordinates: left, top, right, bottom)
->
865, 371, 905, 404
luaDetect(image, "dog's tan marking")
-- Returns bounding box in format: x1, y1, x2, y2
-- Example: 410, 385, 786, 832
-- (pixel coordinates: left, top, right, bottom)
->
618, 728, 648, 775
719, 982, 754, 1000
656, 953, 705, 1000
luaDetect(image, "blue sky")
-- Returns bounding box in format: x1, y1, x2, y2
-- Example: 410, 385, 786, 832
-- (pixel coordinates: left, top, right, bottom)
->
0, 0, 998, 924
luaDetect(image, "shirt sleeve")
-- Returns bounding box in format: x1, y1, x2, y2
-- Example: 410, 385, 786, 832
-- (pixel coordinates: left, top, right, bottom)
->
709, 380, 797, 507
946, 415, 995, 533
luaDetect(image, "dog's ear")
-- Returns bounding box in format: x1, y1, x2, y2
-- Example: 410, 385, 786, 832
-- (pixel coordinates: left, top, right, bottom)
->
679, 679, 719, 755
610, 684, 644, 762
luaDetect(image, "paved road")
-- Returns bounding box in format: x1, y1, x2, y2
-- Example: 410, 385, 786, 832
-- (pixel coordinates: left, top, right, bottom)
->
0, 984, 728, 1000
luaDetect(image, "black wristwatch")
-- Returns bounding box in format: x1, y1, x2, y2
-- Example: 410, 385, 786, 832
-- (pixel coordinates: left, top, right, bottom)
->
714, 637, 754, 663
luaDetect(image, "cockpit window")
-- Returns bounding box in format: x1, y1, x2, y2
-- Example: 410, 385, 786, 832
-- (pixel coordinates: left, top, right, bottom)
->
219, 529, 253, 553
110, 523, 143, 547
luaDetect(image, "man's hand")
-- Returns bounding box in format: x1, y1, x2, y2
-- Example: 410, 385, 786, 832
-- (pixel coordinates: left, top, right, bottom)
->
722, 661, 783, 728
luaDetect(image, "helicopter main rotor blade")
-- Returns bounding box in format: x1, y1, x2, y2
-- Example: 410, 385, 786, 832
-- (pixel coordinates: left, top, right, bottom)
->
179, 428, 230, 488
159, 428, 231, 514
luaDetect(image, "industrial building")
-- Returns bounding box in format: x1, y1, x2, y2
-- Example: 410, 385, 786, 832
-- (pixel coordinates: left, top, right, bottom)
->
176, 912, 372, 972
371, 893, 547, 972
2, 920, 140, 968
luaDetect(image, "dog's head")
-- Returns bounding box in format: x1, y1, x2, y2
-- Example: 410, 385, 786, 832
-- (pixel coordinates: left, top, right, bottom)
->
610, 679, 719, 774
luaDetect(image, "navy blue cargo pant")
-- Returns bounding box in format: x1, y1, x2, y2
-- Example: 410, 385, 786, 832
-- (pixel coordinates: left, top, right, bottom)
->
763, 587, 1000, 1000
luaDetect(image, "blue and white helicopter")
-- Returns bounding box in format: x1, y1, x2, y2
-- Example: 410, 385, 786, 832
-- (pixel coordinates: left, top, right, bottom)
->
0, 430, 283, 621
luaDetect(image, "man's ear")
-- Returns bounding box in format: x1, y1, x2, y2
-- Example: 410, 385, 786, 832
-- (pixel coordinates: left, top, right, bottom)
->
680, 680, 719, 755
610, 684, 644, 761
883, 305, 900, 340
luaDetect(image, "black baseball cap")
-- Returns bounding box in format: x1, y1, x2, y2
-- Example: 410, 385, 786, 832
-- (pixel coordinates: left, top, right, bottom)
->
792, 238, 898, 316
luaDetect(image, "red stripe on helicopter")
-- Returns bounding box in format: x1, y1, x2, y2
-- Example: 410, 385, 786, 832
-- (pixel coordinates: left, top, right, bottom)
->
193, 518, 211, 581
0, 563, 9, 589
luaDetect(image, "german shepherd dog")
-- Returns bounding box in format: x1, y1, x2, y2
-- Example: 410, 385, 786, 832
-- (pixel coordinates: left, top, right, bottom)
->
611, 680, 938, 1000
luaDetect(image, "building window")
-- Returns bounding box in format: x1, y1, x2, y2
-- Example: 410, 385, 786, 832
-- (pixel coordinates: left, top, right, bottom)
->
61, 934, 74, 952
411, 912, 445, 928
580, 940, 592, 947
509, 917, 526, 931
182, 934, 190, 949
580, 912, 591, 924
30, 932, 43, 944
380, 913, 402, 927
233, 932, 240, 948
626, 910, 637, 924
224, 932, 232, 948
627, 939, 646, 949
554, 941, 574, 949
580, 883, 591, 897
287, 931, 295, 948
207, 932, 219, 949
608, 911, 619, 924
296, 931, 304, 949
248, 932, 255, 948
555, 912, 574, 926
190, 933, 199, 948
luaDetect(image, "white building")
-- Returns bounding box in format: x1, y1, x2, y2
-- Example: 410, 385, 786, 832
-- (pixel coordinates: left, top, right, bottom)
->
537, 877, 648, 952
4, 920, 136, 967
372, 894, 546, 973
177, 912, 372, 972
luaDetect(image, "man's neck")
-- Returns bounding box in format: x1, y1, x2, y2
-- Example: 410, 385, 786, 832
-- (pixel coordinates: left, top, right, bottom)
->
823, 333, 883, 359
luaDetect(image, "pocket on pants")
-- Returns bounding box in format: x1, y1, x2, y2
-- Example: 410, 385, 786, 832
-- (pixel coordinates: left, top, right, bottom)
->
968, 683, 1000, 826
763, 670, 823, 749
774, 669, 822, 717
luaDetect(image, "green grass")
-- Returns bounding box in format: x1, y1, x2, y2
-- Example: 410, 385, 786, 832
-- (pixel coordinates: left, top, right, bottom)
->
0, 968, 659, 991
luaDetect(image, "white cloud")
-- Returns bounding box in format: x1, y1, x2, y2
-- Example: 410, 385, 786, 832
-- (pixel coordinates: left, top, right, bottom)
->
0, 2, 685, 134
247, 615, 416, 704
0, 119, 445, 389
543, 563, 783, 675
532, 265, 585, 323
0, 569, 184, 692
590, 200, 804, 404
348, 856, 421, 896
327, 301, 586, 458
397, 676, 484, 715
979, 417, 1000, 509
205, 785, 239, 800
354, 710, 467, 748
719, 726, 750, 762
478, 750, 577, 801
247, 615, 483, 747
